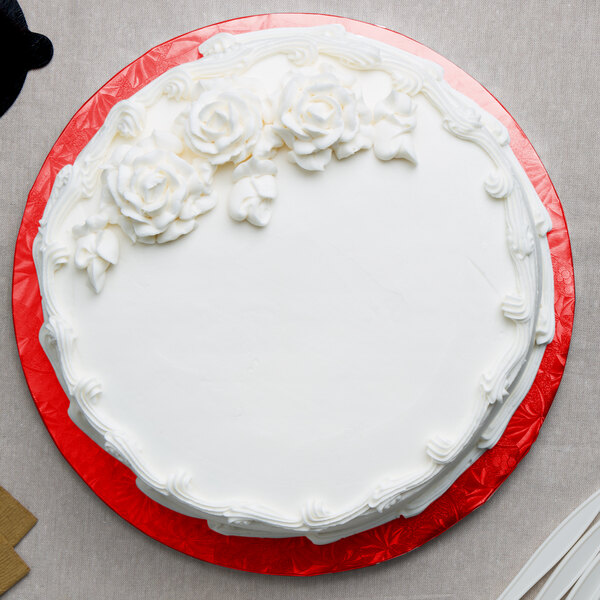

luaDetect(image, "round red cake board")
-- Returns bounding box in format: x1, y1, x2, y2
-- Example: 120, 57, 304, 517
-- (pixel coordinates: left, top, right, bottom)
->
12, 14, 575, 576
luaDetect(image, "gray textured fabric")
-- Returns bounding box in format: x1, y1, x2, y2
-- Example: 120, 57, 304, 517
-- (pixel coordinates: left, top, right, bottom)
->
1, 1, 598, 598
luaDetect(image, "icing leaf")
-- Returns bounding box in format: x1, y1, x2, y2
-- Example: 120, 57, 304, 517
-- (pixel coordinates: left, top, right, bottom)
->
229, 157, 277, 227
372, 90, 417, 163
88, 256, 109, 294
373, 125, 417, 163
289, 148, 331, 171
95, 229, 119, 265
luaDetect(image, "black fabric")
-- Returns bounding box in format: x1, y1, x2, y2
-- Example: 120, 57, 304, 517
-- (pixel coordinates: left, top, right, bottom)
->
0, 0, 53, 117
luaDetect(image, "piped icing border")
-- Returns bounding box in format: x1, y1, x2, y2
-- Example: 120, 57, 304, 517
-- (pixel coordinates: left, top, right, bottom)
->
33, 25, 554, 544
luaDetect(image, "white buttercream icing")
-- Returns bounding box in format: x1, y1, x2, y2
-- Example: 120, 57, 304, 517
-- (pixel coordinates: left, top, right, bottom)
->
273, 70, 371, 170
228, 157, 278, 226
104, 141, 216, 244
372, 89, 417, 163
33, 25, 554, 544
184, 83, 264, 165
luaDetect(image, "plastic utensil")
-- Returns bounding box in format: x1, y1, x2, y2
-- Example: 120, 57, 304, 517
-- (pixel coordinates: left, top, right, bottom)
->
497, 488, 600, 600
565, 551, 600, 600
535, 520, 600, 599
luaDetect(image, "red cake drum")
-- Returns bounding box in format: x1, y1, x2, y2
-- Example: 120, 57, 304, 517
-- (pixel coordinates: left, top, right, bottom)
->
13, 14, 574, 575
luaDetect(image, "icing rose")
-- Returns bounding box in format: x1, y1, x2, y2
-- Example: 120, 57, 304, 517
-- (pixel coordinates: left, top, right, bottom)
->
104, 142, 216, 244
372, 90, 417, 163
184, 86, 262, 165
274, 72, 371, 171
229, 157, 277, 227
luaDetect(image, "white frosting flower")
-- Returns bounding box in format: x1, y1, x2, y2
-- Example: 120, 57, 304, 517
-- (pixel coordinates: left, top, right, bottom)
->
104, 142, 216, 244
372, 90, 417, 163
114, 100, 145, 139
184, 86, 262, 165
229, 158, 277, 227
274, 72, 371, 171
73, 216, 119, 293
163, 70, 193, 101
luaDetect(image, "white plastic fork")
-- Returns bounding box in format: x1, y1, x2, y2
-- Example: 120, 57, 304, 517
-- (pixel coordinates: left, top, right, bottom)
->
534, 519, 600, 599
497, 487, 600, 600
565, 551, 600, 600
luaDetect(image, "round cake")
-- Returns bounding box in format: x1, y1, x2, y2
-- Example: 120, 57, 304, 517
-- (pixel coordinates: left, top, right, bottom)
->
33, 24, 554, 544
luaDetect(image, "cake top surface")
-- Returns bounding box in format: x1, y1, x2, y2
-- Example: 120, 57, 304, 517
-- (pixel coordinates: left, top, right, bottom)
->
33, 24, 554, 543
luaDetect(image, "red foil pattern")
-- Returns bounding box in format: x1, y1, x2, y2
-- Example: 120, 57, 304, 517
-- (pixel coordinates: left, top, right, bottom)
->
12, 14, 575, 575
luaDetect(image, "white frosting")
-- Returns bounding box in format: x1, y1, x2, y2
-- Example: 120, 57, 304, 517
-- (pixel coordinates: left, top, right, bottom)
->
229, 157, 278, 226
372, 90, 417, 162
33, 25, 554, 544
273, 70, 371, 170
184, 83, 264, 165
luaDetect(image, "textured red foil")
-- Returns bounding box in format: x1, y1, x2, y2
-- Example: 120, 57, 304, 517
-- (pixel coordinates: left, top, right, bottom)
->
12, 14, 575, 575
